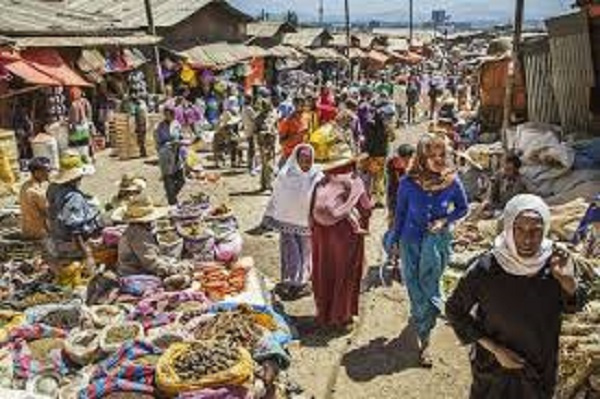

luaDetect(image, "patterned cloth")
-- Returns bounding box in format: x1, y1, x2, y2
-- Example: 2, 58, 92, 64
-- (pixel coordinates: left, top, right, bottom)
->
9, 324, 69, 379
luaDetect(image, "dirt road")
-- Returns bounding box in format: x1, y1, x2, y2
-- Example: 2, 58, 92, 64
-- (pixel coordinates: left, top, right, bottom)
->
83, 124, 472, 398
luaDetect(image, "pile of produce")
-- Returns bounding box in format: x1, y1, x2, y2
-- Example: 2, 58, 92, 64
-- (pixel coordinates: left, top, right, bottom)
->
39, 307, 81, 330
173, 340, 240, 379
558, 301, 600, 398
191, 306, 267, 350
194, 263, 248, 301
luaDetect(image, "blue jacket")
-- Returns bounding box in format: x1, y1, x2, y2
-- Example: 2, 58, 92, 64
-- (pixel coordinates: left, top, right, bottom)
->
392, 176, 469, 243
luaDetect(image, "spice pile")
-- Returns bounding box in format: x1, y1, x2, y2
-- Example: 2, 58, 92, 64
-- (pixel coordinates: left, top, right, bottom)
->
192, 307, 266, 350
173, 340, 240, 379
194, 262, 248, 301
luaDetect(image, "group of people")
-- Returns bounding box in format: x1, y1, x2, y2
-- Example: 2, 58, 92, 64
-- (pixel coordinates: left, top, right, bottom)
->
262, 126, 586, 398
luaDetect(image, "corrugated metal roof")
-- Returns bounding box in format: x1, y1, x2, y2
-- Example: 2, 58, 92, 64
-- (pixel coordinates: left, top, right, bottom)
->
67, 0, 251, 29
0, 0, 250, 34
268, 45, 304, 59
247, 21, 294, 39
14, 34, 161, 48
303, 47, 345, 61
181, 42, 266, 69
387, 37, 409, 52
283, 28, 331, 48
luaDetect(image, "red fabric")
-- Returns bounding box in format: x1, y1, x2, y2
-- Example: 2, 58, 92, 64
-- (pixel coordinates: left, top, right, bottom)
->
278, 113, 308, 158
0, 50, 59, 85
311, 202, 370, 327
21, 48, 91, 87
317, 92, 337, 124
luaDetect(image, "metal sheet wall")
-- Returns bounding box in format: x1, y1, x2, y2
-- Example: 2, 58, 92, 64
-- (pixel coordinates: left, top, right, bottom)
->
522, 41, 560, 125
546, 12, 595, 134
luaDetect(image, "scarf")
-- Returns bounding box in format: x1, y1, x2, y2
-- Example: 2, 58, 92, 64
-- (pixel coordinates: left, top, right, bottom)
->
263, 145, 324, 234
492, 194, 553, 276
408, 134, 456, 192
312, 173, 370, 226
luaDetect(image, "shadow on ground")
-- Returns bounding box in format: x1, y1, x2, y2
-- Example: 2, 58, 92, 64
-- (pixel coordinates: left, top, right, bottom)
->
341, 323, 421, 382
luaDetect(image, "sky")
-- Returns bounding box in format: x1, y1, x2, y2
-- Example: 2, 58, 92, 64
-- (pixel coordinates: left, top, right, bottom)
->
231, 0, 572, 23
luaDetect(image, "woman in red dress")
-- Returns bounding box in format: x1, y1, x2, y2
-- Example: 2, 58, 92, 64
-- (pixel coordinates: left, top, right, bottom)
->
310, 160, 372, 329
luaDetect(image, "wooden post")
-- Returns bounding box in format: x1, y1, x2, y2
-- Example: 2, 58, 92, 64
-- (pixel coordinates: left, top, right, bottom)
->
501, 0, 525, 149
144, 0, 165, 94
345, 0, 352, 79
409, 0, 414, 47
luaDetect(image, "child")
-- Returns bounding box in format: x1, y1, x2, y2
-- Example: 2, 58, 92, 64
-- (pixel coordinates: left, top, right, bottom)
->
386, 144, 416, 226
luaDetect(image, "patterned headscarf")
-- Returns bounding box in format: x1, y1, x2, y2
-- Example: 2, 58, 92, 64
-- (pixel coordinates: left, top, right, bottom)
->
408, 134, 456, 192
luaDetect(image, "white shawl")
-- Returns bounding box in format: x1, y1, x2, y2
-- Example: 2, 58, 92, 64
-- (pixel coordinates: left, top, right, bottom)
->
263, 145, 324, 233
492, 194, 553, 276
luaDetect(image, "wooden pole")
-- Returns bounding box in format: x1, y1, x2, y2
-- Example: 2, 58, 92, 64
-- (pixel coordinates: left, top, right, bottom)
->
345, 0, 351, 79
144, 0, 165, 94
501, 0, 525, 149
409, 0, 414, 47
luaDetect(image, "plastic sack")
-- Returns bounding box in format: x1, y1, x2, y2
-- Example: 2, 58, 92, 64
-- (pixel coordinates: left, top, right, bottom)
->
119, 275, 163, 297
88, 305, 127, 329
64, 329, 100, 366
309, 123, 337, 162
214, 232, 243, 263
0, 148, 15, 186
156, 342, 253, 396
99, 322, 145, 354
0, 311, 25, 343
130, 291, 210, 331
24, 301, 83, 331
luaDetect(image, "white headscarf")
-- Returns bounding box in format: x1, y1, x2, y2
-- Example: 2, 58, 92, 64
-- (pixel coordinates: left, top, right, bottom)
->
492, 194, 553, 276
263, 144, 324, 231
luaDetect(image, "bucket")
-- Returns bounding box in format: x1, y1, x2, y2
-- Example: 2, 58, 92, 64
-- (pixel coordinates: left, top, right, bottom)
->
31, 133, 60, 170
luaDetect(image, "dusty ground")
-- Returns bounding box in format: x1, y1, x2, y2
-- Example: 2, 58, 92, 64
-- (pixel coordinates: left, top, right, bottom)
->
82, 124, 472, 399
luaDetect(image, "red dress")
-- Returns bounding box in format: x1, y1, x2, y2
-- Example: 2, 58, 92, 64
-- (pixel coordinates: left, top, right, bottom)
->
310, 169, 371, 327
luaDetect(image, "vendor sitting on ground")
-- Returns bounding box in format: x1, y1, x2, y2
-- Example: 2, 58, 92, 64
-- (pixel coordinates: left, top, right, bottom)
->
19, 157, 51, 240
106, 173, 147, 212
113, 194, 179, 277
482, 152, 528, 216
46, 152, 101, 272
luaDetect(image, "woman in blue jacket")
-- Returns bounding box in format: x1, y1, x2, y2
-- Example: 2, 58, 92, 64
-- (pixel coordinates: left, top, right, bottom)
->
392, 134, 468, 367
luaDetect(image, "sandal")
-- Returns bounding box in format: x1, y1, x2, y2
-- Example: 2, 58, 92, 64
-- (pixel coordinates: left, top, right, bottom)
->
419, 339, 433, 368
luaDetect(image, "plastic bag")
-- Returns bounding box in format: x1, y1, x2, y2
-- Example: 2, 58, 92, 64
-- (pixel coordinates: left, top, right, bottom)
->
99, 322, 144, 354
156, 342, 253, 396
64, 329, 100, 366
214, 232, 243, 263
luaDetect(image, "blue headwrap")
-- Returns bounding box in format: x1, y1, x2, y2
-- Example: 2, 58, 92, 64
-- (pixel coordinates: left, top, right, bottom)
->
573, 194, 600, 243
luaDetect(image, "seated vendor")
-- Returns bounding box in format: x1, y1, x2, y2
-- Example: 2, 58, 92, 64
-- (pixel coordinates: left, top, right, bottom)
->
113, 195, 179, 277
19, 157, 51, 240
106, 174, 147, 212
482, 152, 528, 215
46, 152, 101, 271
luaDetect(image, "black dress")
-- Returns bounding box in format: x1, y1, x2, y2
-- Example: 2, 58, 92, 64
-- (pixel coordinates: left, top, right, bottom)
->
446, 253, 585, 399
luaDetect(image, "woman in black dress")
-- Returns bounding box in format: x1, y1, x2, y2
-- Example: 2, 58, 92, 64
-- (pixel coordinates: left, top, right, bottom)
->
446, 194, 585, 399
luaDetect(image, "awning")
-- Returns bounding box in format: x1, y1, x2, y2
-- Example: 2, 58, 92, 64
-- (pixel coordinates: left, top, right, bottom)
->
14, 34, 161, 48
181, 43, 267, 70
21, 49, 91, 87
0, 50, 59, 85
367, 50, 389, 64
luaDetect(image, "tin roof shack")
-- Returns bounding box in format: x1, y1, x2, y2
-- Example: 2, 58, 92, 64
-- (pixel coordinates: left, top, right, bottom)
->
587, 5, 600, 133
283, 28, 333, 49
521, 36, 561, 125
1, 0, 252, 52
247, 22, 297, 48
546, 12, 595, 137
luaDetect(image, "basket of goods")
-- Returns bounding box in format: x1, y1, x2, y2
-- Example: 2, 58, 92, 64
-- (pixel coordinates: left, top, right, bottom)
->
26, 302, 83, 331
147, 326, 188, 351
194, 263, 248, 301
172, 193, 211, 220
12, 284, 71, 310
176, 220, 215, 261
156, 340, 253, 396
100, 322, 144, 353
158, 230, 184, 259
26, 372, 61, 398
205, 204, 234, 221
89, 305, 127, 328
64, 329, 100, 365
0, 310, 25, 342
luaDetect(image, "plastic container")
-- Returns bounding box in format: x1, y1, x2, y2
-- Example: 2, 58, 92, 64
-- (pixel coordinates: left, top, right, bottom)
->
31, 133, 59, 170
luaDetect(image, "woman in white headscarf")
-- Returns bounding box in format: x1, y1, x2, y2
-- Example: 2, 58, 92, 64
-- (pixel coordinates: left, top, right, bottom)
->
262, 144, 324, 300
446, 194, 585, 399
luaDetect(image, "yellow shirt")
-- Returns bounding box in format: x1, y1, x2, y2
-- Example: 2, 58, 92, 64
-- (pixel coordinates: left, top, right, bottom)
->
19, 179, 48, 240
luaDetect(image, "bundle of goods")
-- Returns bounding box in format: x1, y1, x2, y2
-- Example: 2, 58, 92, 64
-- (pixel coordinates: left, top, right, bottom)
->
156, 339, 253, 396
171, 193, 211, 220
309, 124, 351, 162
206, 204, 234, 221
64, 329, 100, 365
557, 301, 600, 398
25, 302, 83, 331
193, 259, 250, 301
99, 322, 144, 353
451, 219, 497, 270
176, 219, 215, 261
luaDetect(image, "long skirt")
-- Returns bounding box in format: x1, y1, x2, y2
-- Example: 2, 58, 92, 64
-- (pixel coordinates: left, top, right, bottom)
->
280, 232, 312, 287
400, 230, 452, 341
164, 169, 185, 206
311, 218, 365, 327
